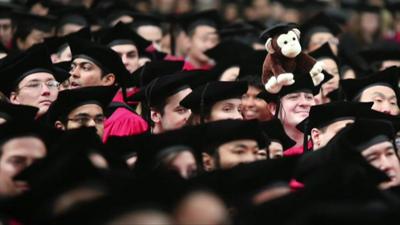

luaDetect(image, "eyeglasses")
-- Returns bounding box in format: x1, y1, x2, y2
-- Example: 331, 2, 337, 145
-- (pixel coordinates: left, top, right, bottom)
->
19, 80, 60, 91
67, 115, 106, 125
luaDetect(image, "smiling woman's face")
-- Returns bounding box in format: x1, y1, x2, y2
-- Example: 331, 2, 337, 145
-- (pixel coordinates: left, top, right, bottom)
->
278, 91, 315, 128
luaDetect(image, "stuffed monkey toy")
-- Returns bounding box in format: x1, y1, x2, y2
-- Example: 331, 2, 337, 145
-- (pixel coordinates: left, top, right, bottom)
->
261, 23, 325, 93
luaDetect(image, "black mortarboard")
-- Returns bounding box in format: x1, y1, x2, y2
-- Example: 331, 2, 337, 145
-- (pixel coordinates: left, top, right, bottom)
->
340, 66, 400, 101
200, 119, 268, 154
52, 61, 71, 83
218, 22, 260, 40
52, 6, 98, 29
359, 40, 400, 64
0, 44, 55, 97
237, 50, 267, 81
177, 10, 222, 34
0, 101, 38, 122
44, 27, 91, 55
275, 70, 333, 97
260, 118, 296, 150
309, 42, 339, 65
356, 3, 382, 14
259, 22, 299, 43
68, 37, 131, 87
180, 81, 248, 114
296, 101, 373, 133
300, 12, 342, 47
0, 3, 22, 19
205, 40, 254, 66
129, 60, 184, 87
131, 70, 202, 106
130, 12, 164, 28
47, 86, 118, 125
257, 90, 279, 104
99, 22, 151, 55
14, 11, 56, 33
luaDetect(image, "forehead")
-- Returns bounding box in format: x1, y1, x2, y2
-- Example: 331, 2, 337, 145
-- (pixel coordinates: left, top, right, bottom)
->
1, 136, 46, 156
219, 139, 258, 148
361, 141, 394, 155
325, 119, 354, 131
193, 25, 217, 36
310, 32, 334, 40
19, 72, 55, 84
111, 44, 138, 53
213, 98, 241, 106
72, 57, 96, 65
166, 87, 192, 103
362, 85, 397, 97
68, 103, 103, 117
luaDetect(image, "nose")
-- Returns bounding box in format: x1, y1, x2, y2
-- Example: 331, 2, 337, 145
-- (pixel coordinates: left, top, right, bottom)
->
87, 118, 97, 127
231, 110, 243, 120
121, 54, 129, 65
241, 152, 257, 164
379, 155, 393, 173
298, 95, 313, 107
380, 101, 393, 115
70, 66, 80, 78
40, 83, 51, 96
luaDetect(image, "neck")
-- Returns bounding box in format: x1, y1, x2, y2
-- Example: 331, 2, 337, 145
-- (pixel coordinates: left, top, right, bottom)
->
152, 124, 163, 134
283, 123, 304, 147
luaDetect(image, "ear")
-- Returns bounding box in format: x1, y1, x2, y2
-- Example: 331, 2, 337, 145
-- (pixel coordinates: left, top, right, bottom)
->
265, 38, 275, 53
292, 28, 301, 39
55, 121, 66, 130
268, 102, 277, 116
202, 152, 215, 171
9, 92, 19, 104
101, 73, 116, 86
150, 109, 162, 124
310, 128, 321, 149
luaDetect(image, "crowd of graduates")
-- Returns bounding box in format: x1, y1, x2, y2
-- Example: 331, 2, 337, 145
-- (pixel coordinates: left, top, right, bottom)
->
0, 0, 400, 224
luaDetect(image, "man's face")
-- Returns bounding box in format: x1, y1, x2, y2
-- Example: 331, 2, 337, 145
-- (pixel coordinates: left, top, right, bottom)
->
217, 139, 259, 170
360, 85, 399, 116
208, 99, 243, 122
10, 72, 59, 117
0, 18, 14, 45
268, 141, 284, 159
17, 29, 46, 51
241, 86, 273, 121
137, 25, 163, 51
307, 32, 338, 55
111, 44, 140, 73
279, 91, 315, 127
361, 141, 400, 189
58, 24, 84, 37
312, 119, 354, 150
320, 58, 340, 97
69, 58, 106, 89
155, 88, 192, 133
57, 46, 72, 63
0, 136, 46, 196
169, 150, 198, 179
188, 25, 219, 63
63, 104, 105, 138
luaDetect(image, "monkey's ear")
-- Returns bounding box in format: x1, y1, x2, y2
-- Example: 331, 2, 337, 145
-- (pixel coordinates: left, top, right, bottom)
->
292, 28, 301, 39
265, 38, 275, 53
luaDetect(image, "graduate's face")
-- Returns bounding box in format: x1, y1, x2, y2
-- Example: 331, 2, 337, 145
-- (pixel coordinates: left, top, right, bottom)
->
308, 32, 338, 55
217, 139, 259, 170
168, 150, 198, 179
189, 25, 219, 63
361, 141, 400, 189
11, 72, 59, 117
311, 119, 354, 151
268, 141, 284, 159
241, 86, 273, 121
111, 44, 140, 73
69, 58, 109, 89
208, 99, 243, 122
319, 58, 340, 96
17, 28, 49, 51
137, 25, 163, 51
360, 85, 399, 116
64, 104, 105, 138
0, 18, 14, 45
0, 136, 46, 196
279, 91, 315, 128
156, 88, 192, 133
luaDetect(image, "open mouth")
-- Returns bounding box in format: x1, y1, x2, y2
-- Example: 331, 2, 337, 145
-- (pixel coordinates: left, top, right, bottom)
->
70, 82, 80, 88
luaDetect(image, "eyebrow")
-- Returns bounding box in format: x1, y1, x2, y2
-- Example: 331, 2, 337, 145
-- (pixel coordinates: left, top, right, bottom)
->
371, 92, 396, 99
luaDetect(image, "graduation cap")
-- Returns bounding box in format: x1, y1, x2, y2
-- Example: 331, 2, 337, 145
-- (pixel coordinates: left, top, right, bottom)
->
260, 22, 299, 43
177, 10, 222, 34
52, 61, 71, 83
0, 101, 38, 122
205, 40, 254, 66
300, 12, 342, 47
99, 22, 151, 56
237, 50, 267, 83
275, 70, 333, 97
260, 118, 296, 150
218, 22, 260, 40
0, 44, 55, 97
68, 37, 131, 87
129, 60, 184, 88
52, 6, 98, 30
355, 3, 382, 14
0, 2, 23, 19
256, 90, 279, 104
340, 66, 400, 101
14, 11, 56, 33
359, 40, 400, 65
131, 70, 202, 107
47, 86, 118, 125
180, 81, 248, 115
296, 101, 373, 133
308, 42, 339, 65
200, 119, 268, 154
130, 12, 164, 29
44, 27, 91, 55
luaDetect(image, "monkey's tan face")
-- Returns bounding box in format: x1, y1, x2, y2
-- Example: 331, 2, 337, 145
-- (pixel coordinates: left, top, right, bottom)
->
277, 30, 301, 58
